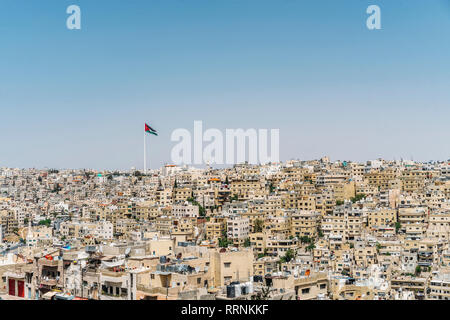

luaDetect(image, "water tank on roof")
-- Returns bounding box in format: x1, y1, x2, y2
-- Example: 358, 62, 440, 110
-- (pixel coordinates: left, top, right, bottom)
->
234, 284, 241, 297
241, 285, 248, 295
226, 285, 235, 298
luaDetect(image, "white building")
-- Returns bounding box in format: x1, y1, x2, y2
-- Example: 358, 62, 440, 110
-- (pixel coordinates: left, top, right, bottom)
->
227, 215, 250, 243
95, 220, 114, 240
171, 205, 199, 219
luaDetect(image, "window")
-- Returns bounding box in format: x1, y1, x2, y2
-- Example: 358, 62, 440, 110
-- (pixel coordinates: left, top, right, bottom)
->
301, 288, 310, 294
224, 262, 231, 268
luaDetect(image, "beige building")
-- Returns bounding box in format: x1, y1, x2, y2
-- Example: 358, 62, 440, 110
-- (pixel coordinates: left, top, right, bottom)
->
290, 210, 321, 238
209, 248, 253, 287
367, 208, 397, 228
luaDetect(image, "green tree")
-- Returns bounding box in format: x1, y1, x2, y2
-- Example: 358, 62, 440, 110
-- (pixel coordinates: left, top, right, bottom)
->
376, 242, 381, 253
38, 219, 51, 227
300, 236, 312, 244
415, 265, 421, 276
280, 249, 295, 263
253, 219, 264, 233
218, 237, 230, 248
244, 238, 251, 247
350, 193, 366, 203
218, 231, 230, 248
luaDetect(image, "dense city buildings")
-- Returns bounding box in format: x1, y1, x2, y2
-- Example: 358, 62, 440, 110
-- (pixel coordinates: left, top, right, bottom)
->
0, 158, 449, 300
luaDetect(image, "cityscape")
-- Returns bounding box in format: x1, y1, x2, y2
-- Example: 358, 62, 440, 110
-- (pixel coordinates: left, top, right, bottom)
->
1, 0, 450, 310
1, 157, 449, 300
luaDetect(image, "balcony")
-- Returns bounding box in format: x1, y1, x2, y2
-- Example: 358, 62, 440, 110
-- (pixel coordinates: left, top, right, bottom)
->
40, 278, 58, 286
101, 270, 126, 277
40, 259, 60, 267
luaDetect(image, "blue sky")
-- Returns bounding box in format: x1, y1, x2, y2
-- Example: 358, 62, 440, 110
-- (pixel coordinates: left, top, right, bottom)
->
1, 0, 449, 170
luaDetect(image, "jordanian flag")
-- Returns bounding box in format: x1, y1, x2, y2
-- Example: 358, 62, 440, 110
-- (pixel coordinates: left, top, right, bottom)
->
145, 123, 158, 136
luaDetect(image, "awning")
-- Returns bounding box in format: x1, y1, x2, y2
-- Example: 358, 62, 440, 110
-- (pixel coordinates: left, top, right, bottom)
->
101, 259, 125, 268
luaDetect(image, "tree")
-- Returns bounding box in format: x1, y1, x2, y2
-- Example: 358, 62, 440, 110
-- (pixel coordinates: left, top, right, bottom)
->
254, 219, 264, 233
244, 238, 251, 247
280, 249, 295, 263
38, 219, 51, 227
415, 265, 421, 276
395, 222, 401, 233
300, 236, 312, 244
306, 243, 315, 252
336, 200, 344, 206
133, 170, 142, 177
376, 242, 381, 253
218, 237, 230, 248
198, 205, 206, 217
351, 193, 366, 203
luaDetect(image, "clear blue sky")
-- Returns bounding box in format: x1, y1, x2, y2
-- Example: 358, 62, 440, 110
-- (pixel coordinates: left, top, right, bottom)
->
1, 0, 449, 170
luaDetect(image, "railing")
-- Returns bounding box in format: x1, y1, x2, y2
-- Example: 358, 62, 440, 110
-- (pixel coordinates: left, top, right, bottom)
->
101, 270, 126, 277
40, 278, 58, 286
40, 259, 60, 267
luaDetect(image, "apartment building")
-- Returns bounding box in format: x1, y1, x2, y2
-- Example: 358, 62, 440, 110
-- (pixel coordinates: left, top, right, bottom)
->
290, 210, 321, 238
226, 216, 250, 246
367, 208, 397, 228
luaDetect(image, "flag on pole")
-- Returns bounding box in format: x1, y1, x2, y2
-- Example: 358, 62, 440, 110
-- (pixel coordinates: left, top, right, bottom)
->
145, 123, 158, 136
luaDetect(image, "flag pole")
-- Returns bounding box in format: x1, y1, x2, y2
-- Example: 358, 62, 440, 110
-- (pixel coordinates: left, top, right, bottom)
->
144, 129, 147, 174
